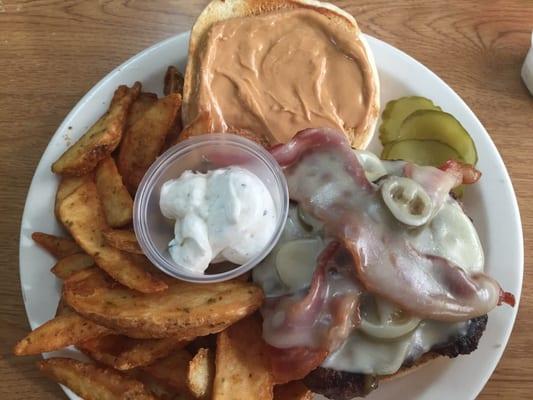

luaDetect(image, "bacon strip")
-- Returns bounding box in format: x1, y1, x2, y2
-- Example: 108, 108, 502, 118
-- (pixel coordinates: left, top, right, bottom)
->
439, 159, 481, 184
270, 127, 371, 190
263, 242, 361, 384
271, 128, 514, 321
404, 162, 459, 212
267, 345, 328, 385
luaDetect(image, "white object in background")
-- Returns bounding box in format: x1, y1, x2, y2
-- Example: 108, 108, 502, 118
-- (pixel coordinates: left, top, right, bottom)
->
521, 32, 533, 95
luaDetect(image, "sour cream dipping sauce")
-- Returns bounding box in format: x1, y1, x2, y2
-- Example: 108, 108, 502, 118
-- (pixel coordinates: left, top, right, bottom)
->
160, 166, 277, 274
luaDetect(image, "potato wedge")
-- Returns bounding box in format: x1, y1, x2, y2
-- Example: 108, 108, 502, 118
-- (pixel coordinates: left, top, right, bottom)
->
13, 307, 111, 355
162, 122, 182, 153
51, 253, 94, 279
162, 67, 184, 151
78, 334, 188, 370
77, 335, 121, 368
187, 348, 214, 399
213, 315, 273, 400
38, 358, 156, 400
118, 92, 182, 192
63, 267, 263, 339
186, 335, 217, 355
176, 112, 214, 146
161, 67, 184, 152
32, 232, 82, 258
143, 349, 192, 393
113, 336, 189, 371
58, 181, 167, 293
102, 229, 142, 254
55, 175, 93, 217
95, 157, 134, 227
274, 382, 313, 400
127, 92, 158, 129
56, 297, 69, 317
164, 66, 184, 96
52, 82, 141, 176
138, 373, 187, 400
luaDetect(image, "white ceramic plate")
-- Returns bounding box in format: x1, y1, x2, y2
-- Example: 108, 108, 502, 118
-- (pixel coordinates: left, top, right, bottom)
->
19, 32, 523, 400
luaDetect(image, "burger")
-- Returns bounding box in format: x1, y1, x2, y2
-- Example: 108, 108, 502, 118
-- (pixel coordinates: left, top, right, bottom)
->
183, 0, 515, 398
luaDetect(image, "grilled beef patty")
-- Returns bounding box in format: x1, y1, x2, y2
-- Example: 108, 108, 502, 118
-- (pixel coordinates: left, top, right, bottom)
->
303, 315, 488, 400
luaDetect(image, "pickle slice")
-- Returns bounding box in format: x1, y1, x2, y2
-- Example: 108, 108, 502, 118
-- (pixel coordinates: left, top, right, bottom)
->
397, 110, 478, 165
382, 139, 462, 166
379, 96, 441, 144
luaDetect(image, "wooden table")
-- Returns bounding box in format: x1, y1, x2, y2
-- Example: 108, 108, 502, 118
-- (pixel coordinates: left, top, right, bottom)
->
1, 1, 531, 398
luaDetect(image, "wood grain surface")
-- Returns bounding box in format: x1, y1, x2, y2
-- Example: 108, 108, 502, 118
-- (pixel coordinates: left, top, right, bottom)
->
0, 1, 531, 399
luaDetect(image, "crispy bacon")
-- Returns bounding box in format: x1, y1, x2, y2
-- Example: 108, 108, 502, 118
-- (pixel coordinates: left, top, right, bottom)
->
270, 128, 513, 322
499, 289, 516, 307
439, 159, 481, 184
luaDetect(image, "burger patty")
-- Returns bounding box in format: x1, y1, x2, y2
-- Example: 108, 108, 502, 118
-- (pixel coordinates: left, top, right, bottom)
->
432, 314, 488, 358
303, 315, 488, 400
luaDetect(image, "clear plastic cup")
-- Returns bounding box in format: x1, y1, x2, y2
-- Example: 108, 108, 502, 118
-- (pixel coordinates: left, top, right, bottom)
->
134, 133, 289, 283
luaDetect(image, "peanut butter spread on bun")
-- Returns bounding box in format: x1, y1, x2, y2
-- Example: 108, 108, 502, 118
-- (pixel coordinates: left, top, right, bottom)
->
192, 8, 377, 145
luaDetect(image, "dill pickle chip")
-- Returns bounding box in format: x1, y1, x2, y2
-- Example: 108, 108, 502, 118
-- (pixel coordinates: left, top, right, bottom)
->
382, 139, 462, 166
379, 96, 441, 144
396, 110, 478, 165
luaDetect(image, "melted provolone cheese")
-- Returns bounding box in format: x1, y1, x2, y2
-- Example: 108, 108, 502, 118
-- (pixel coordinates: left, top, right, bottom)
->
409, 198, 484, 274
322, 319, 469, 375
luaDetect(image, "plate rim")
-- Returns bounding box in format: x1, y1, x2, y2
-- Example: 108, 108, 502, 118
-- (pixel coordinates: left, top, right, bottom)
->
18, 31, 524, 400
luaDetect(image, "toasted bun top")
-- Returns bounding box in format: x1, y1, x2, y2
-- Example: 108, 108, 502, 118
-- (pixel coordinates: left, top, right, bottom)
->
182, 0, 380, 149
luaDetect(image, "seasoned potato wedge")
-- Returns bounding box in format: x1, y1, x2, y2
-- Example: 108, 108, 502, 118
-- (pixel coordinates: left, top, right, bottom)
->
117, 337, 189, 372
143, 349, 192, 393
136, 373, 186, 400
78, 334, 188, 370
77, 335, 121, 368
55, 175, 93, 217
52, 253, 94, 279
162, 66, 184, 152
213, 315, 273, 400
58, 181, 167, 293
38, 358, 156, 400
13, 307, 111, 355
32, 232, 82, 258
161, 68, 184, 152
52, 83, 140, 176
127, 92, 158, 129
56, 298, 69, 317
164, 66, 184, 96
102, 229, 142, 254
118, 92, 182, 192
63, 267, 263, 339
95, 157, 134, 228
274, 382, 313, 400
186, 335, 217, 355
176, 112, 214, 145
187, 348, 214, 399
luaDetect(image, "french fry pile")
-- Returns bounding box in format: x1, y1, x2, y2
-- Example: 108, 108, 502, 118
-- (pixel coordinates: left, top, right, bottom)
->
14, 67, 312, 400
